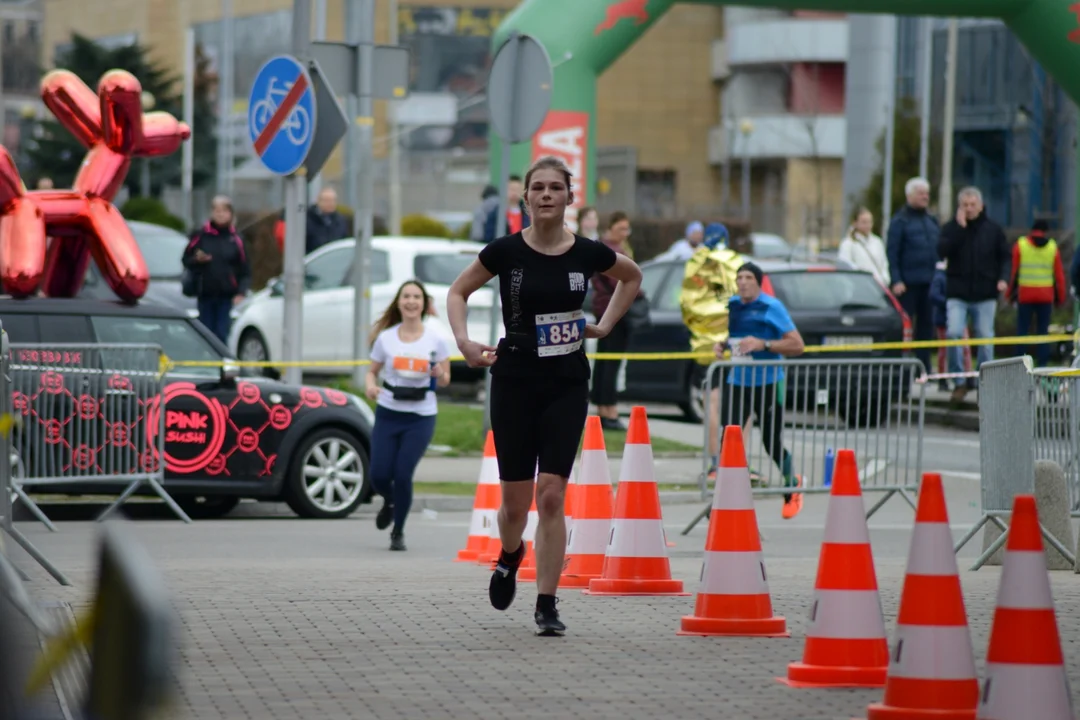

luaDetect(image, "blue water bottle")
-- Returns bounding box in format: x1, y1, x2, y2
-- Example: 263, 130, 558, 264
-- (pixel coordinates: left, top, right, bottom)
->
429, 351, 438, 392
824, 447, 835, 487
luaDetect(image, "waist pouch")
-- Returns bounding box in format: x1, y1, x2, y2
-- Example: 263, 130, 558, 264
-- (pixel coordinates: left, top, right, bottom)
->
383, 382, 429, 401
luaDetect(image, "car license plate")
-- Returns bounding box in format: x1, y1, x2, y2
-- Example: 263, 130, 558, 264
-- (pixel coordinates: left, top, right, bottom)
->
822, 335, 874, 348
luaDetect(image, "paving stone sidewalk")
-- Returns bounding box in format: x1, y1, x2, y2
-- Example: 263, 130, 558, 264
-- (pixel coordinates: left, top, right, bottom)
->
6, 502, 1080, 720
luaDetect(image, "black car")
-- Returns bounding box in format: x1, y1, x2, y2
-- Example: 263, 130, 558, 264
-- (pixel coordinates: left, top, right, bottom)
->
590, 258, 913, 426
78, 220, 199, 315
0, 297, 374, 520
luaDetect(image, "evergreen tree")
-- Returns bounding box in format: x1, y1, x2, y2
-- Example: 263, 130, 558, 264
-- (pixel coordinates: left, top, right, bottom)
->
855, 95, 943, 235
23, 33, 217, 196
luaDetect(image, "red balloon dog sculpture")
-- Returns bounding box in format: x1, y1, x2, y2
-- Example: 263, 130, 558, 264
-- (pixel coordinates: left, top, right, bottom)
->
0, 69, 191, 302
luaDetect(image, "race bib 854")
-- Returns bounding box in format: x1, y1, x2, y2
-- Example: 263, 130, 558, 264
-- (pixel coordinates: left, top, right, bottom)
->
535, 310, 586, 357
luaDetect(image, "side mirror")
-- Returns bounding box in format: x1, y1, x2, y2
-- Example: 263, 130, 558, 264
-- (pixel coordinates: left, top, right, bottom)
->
269, 276, 284, 296
220, 360, 240, 383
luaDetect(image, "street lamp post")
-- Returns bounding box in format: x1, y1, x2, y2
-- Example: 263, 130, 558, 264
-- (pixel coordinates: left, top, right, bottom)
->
140, 92, 155, 197
739, 118, 754, 221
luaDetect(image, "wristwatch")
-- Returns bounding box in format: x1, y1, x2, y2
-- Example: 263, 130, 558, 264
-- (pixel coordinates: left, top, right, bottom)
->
764, 341, 772, 352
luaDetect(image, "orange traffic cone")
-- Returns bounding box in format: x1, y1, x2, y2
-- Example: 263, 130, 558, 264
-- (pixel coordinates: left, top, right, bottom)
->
679, 425, 787, 637
584, 406, 688, 596
561, 417, 615, 589
782, 448, 888, 688
867, 473, 978, 719
976, 494, 1073, 720
456, 431, 502, 562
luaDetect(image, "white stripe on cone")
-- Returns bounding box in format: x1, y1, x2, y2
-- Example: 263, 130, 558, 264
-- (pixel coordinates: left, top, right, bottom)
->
906, 523, 963, 576
978, 663, 1073, 720
808, 589, 887, 640
699, 551, 769, 595
478, 455, 499, 484
579, 449, 612, 485
821, 497, 872, 544
468, 508, 497, 536
713, 467, 753, 510
607, 518, 668, 558
568, 518, 611, 555
619, 444, 655, 483
996, 551, 1055, 609
887, 624, 977, 680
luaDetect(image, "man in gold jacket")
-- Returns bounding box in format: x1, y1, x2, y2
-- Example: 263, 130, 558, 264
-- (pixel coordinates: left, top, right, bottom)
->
679, 222, 747, 479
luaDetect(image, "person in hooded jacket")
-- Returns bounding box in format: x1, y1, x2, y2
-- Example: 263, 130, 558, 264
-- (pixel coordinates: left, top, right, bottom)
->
937, 186, 1010, 401
182, 195, 251, 343
1008, 219, 1066, 368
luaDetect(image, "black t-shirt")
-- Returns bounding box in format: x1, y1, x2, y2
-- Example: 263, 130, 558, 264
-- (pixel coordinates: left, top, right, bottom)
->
478, 232, 618, 379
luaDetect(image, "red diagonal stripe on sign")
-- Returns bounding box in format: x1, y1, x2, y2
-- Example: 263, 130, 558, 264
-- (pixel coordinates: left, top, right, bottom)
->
254, 73, 309, 156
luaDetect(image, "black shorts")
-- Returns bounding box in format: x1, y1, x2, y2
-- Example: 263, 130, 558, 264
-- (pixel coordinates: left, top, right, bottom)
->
489, 374, 589, 482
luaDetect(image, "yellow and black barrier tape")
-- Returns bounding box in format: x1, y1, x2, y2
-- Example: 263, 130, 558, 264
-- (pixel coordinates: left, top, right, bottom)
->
159, 333, 1074, 371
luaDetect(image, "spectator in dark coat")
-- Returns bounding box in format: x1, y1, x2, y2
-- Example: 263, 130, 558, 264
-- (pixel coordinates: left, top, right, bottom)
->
481, 174, 530, 242
937, 186, 1010, 401
306, 186, 351, 254
887, 176, 940, 375
183, 195, 251, 343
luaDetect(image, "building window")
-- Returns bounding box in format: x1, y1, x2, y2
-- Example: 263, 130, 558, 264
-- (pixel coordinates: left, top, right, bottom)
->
3, 22, 13, 43
26, 22, 38, 42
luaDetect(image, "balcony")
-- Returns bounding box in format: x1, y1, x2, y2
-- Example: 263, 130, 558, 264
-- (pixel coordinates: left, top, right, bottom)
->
708, 114, 845, 163
723, 17, 848, 67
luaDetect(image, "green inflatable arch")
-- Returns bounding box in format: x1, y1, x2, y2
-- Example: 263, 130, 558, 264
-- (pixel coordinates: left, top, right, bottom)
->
490, 0, 1080, 211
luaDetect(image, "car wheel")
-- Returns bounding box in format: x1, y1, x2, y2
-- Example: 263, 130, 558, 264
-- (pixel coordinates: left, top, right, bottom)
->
175, 495, 240, 519
284, 427, 370, 519
680, 367, 706, 424
237, 328, 274, 377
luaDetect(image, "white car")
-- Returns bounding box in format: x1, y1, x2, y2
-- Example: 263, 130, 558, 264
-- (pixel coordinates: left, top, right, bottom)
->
227, 236, 504, 379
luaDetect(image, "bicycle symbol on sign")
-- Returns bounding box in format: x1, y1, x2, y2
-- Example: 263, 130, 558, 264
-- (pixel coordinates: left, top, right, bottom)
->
251, 77, 311, 146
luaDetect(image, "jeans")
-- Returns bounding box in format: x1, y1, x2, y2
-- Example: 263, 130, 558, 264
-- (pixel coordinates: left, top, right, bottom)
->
1016, 302, 1053, 367
898, 283, 933, 374
197, 297, 233, 343
368, 405, 437, 532
946, 298, 997, 385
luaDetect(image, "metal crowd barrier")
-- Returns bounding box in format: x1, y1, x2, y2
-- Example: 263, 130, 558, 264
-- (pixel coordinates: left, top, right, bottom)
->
682, 357, 926, 535
8, 342, 191, 528
0, 327, 72, 585
955, 356, 1078, 570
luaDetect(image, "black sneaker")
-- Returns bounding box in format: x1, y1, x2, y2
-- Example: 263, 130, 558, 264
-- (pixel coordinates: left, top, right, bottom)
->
534, 596, 566, 637
389, 532, 406, 551
489, 543, 525, 611
376, 500, 393, 531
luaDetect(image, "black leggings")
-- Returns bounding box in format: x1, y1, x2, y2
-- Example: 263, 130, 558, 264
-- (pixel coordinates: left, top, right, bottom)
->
489, 374, 589, 481
719, 382, 791, 478
591, 318, 629, 406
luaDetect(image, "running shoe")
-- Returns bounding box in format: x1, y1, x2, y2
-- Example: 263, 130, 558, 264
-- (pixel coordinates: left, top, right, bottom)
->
489, 543, 525, 611
534, 596, 566, 637
375, 500, 393, 531
389, 531, 406, 551
781, 475, 804, 520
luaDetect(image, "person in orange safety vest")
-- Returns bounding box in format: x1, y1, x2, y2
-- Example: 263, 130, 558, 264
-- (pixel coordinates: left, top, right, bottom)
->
1008, 219, 1066, 367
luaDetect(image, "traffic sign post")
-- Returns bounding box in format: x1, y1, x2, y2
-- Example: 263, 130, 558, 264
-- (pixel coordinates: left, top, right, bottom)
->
311, 10, 412, 388
482, 32, 553, 433
248, 55, 317, 177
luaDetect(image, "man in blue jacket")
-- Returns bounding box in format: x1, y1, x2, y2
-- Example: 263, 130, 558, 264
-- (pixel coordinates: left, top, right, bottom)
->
887, 177, 940, 374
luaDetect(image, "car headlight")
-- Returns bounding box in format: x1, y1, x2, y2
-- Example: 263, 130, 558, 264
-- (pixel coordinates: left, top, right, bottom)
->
344, 392, 375, 426
186, 308, 200, 319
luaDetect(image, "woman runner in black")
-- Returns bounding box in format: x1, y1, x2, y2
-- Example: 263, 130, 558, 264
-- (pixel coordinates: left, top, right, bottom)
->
447, 156, 643, 636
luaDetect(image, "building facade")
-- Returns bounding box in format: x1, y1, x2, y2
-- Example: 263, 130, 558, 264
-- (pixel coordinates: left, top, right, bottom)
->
39, 0, 724, 228
714, 7, 849, 246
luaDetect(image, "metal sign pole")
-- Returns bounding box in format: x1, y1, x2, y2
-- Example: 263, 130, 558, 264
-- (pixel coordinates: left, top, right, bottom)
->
351, 0, 376, 388
482, 136, 512, 434
282, 0, 312, 387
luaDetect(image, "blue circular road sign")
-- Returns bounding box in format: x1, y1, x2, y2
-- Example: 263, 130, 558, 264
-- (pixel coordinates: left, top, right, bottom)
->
248, 54, 317, 176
